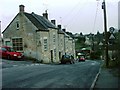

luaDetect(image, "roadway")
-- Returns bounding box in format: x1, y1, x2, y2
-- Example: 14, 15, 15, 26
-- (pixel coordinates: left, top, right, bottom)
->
1, 59, 101, 89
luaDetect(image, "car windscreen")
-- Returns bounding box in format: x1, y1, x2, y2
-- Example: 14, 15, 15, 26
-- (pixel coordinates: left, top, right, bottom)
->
1, 48, 7, 51
64, 55, 70, 58
7, 47, 15, 52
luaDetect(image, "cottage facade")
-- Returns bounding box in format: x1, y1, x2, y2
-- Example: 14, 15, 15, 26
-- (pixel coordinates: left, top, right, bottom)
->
2, 5, 75, 63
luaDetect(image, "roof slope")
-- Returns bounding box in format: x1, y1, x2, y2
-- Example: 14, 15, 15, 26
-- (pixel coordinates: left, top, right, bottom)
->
2, 12, 57, 33
24, 13, 46, 30
24, 12, 57, 30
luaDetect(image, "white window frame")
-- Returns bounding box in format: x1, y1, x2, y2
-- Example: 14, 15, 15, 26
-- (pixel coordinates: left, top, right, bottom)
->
53, 34, 56, 45
43, 38, 48, 51
12, 38, 23, 51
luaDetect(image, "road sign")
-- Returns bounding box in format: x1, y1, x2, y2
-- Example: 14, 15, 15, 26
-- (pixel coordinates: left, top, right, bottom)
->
109, 27, 115, 33
109, 33, 115, 40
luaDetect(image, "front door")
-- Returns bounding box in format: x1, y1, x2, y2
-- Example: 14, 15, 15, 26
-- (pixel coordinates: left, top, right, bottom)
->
50, 50, 53, 62
59, 52, 61, 60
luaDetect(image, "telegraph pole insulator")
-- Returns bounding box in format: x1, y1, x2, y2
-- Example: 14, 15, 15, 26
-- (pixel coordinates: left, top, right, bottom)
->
102, 2, 105, 9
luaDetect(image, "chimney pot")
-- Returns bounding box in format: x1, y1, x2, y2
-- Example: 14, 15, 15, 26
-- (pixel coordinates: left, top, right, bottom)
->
58, 25, 61, 30
62, 29, 66, 32
43, 10, 48, 19
51, 20, 56, 25
19, 5, 25, 12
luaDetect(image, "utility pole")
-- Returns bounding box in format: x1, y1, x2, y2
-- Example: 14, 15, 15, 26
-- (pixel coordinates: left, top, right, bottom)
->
102, 0, 109, 67
0, 21, 2, 47
0, 21, 1, 37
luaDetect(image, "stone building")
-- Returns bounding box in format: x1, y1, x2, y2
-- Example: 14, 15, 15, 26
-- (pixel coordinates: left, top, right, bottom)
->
2, 5, 76, 63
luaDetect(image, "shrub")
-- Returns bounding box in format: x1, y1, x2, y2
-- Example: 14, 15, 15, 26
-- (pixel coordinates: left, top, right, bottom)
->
90, 51, 102, 60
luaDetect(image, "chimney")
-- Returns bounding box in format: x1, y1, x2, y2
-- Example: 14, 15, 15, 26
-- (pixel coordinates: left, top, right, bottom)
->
43, 10, 48, 19
51, 20, 56, 25
19, 5, 25, 12
58, 25, 61, 30
62, 29, 66, 32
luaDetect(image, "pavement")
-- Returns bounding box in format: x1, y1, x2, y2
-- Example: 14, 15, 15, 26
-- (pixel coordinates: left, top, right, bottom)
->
93, 66, 120, 89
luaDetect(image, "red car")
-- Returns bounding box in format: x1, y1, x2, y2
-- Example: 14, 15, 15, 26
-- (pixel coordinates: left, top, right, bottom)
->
0, 46, 23, 60
79, 56, 85, 62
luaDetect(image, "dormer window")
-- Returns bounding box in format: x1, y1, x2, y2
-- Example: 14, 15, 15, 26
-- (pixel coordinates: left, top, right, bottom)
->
16, 20, 19, 30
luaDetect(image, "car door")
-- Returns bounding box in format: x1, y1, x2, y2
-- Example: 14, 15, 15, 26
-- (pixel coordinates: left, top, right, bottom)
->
0, 48, 2, 58
1, 48, 8, 58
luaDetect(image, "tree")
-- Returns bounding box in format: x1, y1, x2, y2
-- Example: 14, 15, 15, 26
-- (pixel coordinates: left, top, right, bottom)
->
80, 32, 83, 36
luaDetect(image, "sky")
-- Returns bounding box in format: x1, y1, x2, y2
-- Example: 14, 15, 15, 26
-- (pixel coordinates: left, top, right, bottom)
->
0, 0, 119, 34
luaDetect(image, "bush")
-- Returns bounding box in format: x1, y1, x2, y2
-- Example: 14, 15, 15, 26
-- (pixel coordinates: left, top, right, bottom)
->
109, 60, 117, 68
90, 51, 102, 60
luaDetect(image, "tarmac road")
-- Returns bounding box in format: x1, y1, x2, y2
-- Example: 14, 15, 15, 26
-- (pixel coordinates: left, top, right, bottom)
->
2, 59, 101, 89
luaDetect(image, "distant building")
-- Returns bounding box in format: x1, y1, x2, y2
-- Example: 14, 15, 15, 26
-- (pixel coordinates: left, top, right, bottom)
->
85, 36, 92, 46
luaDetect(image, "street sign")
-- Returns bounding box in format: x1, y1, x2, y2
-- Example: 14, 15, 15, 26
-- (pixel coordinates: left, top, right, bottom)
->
109, 27, 115, 33
109, 33, 115, 40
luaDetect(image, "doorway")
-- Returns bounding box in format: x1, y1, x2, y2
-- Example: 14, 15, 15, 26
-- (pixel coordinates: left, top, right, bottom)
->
59, 52, 62, 60
50, 50, 53, 62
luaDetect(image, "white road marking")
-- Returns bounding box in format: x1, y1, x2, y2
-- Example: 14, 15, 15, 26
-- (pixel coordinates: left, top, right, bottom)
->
13, 65, 18, 67
34, 64, 39, 65
26, 65, 30, 66
91, 63, 96, 65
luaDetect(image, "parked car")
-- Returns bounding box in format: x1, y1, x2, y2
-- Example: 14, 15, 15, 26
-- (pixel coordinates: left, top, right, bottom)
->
77, 53, 86, 62
60, 54, 75, 64
79, 56, 85, 62
0, 46, 23, 60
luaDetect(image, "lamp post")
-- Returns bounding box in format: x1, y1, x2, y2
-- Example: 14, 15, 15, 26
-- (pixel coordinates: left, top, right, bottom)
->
102, 0, 109, 67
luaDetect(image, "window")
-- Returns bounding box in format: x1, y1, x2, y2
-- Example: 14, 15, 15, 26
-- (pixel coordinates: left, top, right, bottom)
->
44, 39, 48, 51
12, 38, 23, 51
16, 21, 19, 30
1, 48, 7, 51
53, 34, 55, 44
5, 41, 11, 46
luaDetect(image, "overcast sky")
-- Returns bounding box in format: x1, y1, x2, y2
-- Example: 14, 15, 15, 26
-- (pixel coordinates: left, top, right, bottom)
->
0, 0, 119, 34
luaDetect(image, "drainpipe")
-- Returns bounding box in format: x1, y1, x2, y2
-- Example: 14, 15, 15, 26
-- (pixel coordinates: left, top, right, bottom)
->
36, 30, 38, 61
48, 29, 51, 63
63, 33, 65, 55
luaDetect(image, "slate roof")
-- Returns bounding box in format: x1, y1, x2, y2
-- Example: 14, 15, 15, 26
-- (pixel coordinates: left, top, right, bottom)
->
2, 12, 57, 33
24, 12, 57, 30
3, 11, 72, 38
58, 29, 65, 34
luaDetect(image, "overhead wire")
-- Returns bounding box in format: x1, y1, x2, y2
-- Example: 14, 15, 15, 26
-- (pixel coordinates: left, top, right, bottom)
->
62, 1, 82, 20
63, 1, 88, 28
92, 0, 100, 33
61, 1, 82, 28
